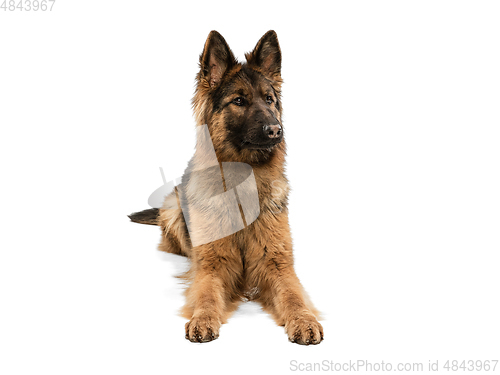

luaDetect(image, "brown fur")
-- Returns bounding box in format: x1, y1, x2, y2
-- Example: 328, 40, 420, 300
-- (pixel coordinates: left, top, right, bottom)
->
131, 30, 323, 345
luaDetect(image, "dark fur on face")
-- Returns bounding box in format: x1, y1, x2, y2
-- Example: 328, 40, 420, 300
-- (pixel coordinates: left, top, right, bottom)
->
193, 30, 285, 165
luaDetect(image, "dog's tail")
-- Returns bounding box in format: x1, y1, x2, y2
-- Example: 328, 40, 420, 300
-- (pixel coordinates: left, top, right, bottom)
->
128, 208, 160, 226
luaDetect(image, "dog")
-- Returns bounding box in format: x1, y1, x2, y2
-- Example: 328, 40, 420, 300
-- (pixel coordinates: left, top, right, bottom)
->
129, 30, 323, 345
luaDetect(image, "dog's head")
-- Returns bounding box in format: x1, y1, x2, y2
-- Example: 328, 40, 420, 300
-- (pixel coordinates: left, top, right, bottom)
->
193, 30, 285, 165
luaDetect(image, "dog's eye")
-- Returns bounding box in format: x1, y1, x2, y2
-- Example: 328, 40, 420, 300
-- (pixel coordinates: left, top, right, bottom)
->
266, 95, 274, 105
233, 97, 244, 106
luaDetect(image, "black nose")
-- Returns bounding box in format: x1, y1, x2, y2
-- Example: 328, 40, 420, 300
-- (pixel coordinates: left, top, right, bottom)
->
263, 124, 282, 139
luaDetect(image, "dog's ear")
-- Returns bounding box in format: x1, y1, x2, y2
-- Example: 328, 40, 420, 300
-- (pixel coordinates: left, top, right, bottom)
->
246, 30, 281, 78
199, 31, 237, 88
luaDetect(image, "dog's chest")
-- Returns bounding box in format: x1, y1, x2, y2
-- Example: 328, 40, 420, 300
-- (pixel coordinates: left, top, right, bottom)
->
255, 173, 289, 215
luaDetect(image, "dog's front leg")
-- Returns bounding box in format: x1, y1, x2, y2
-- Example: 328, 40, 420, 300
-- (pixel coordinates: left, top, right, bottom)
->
183, 241, 242, 343
265, 266, 324, 345
278, 271, 324, 345
251, 241, 324, 345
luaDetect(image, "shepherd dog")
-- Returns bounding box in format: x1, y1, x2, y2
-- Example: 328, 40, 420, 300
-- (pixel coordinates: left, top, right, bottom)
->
129, 30, 323, 345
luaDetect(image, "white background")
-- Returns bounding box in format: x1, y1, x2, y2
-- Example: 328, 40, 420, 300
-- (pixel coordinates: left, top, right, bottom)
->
1, 1, 499, 374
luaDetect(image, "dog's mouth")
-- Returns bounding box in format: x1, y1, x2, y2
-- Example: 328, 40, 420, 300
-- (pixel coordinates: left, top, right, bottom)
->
241, 139, 282, 151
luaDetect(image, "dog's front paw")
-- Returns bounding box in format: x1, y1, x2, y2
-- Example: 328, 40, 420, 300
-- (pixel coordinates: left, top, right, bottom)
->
285, 313, 324, 345
185, 315, 220, 343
